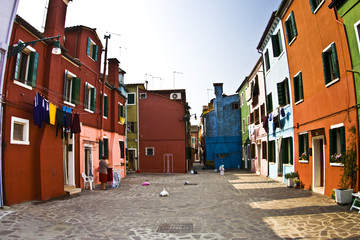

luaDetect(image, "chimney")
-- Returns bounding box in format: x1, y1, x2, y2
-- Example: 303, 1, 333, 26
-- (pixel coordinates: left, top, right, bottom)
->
108, 58, 120, 89
44, 0, 71, 44
213, 83, 223, 98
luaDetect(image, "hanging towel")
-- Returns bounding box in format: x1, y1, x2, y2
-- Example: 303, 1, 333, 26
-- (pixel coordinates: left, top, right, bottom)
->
56, 108, 64, 137
43, 99, 50, 124
49, 103, 56, 125
71, 113, 81, 134
33, 93, 43, 128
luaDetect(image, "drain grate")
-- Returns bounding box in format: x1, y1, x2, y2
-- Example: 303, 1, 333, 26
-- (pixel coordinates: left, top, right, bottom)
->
157, 223, 194, 233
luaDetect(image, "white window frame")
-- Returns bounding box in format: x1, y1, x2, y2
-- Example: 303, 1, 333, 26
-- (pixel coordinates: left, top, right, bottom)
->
10, 116, 30, 145
85, 82, 95, 113
87, 38, 97, 61
145, 147, 155, 156
323, 42, 340, 87
140, 93, 147, 99
312, 0, 325, 14
355, 20, 360, 56
13, 41, 36, 90
127, 92, 136, 105
118, 102, 124, 124
64, 70, 76, 107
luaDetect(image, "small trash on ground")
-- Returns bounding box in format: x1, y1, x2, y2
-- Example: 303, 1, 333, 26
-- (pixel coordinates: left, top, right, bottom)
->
160, 189, 169, 197
190, 169, 198, 174
184, 181, 198, 185
219, 165, 225, 175
142, 182, 150, 186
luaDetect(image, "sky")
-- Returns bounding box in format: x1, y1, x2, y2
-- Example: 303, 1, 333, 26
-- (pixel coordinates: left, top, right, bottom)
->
17, 0, 282, 125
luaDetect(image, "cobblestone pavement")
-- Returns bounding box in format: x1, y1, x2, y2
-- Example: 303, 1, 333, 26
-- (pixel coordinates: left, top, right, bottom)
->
1, 163, 360, 239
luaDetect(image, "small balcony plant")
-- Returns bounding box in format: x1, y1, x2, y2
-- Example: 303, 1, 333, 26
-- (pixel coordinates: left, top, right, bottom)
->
331, 153, 342, 163
299, 152, 308, 161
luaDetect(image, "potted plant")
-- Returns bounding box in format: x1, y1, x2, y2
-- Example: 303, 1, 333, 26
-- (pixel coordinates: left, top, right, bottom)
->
293, 178, 300, 188
299, 152, 308, 161
285, 172, 298, 187
335, 126, 357, 205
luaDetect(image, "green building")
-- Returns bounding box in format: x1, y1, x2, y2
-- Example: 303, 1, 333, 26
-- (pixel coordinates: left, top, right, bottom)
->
237, 78, 250, 169
125, 83, 145, 171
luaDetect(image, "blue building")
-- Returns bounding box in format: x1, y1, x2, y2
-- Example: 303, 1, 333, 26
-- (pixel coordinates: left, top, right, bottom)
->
203, 83, 242, 169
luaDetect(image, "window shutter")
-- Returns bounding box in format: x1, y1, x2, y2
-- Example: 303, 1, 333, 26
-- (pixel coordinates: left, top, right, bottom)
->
120, 141, 125, 158
63, 71, 68, 101
267, 93, 273, 113
340, 126, 346, 155
14, 52, 21, 80
99, 140, 103, 159
90, 88, 96, 112
282, 138, 287, 163
277, 81, 285, 107
277, 31, 283, 54
289, 137, 293, 165
294, 76, 299, 102
120, 105, 124, 118
290, 11, 298, 38
285, 20, 291, 44
84, 83, 88, 109
284, 78, 290, 105
104, 95, 109, 117
309, 0, 316, 13
93, 45, 98, 61
299, 72, 304, 100
104, 138, 109, 159
329, 129, 335, 156
118, 104, 121, 122
71, 77, 81, 104
298, 135, 304, 158
28, 52, 39, 87
86, 38, 91, 56
271, 34, 280, 57
331, 43, 340, 79
322, 52, 331, 84
305, 133, 309, 157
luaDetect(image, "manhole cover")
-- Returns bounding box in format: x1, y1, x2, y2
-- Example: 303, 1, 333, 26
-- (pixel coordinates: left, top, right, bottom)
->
157, 223, 194, 233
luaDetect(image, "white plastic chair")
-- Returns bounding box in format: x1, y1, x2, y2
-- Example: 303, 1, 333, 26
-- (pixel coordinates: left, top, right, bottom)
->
82, 172, 94, 190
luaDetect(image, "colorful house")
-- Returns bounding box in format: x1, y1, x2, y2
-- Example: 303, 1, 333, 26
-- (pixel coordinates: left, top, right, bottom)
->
125, 83, 145, 172
278, 0, 357, 195
203, 83, 242, 169
257, 11, 295, 182
138, 89, 188, 173
236, 77, 250, 170
2, 0, 126, 205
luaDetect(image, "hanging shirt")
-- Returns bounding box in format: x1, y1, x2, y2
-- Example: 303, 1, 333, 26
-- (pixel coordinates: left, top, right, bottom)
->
43, 99, 50, 124
56, 108, 64, 137
49, 103, 56, 125
71, 113, 81, 134
33, 92, 43, 128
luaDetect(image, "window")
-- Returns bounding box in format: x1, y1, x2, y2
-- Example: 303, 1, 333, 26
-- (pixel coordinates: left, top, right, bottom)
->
99, 138, 109, 159
322, 43, 340, 86
293, 71, 304, 103
298, 133, 309, 160
145, 147, 154, 156
329, 125, 345, 163
277, 78, 290, 107
119, 141, 125, 159
84, 82, 96, 112
271, 30, 283, 57
128, 122, 137, 133
262, 141, 267, 160
14, 42, 39, 88
10, 117, 29, 145
86, 38, 98, 61
241, 92, 245, 106
260, 103, 265, 119
242, 118, 246, 133
254, 108, 260, 125
285, 11, 298, 45
103, 94, 108, 118
63, 70, 81, 105
281, 137, 293, 165
127, 93, 135, 105
266, 93, 273, 113
140, 93, 147, 99
264, 49, 270, 72
118, 102, 125, 124
355, 20, 360, 56
251, 143, 256, 159
309, 0, 324, 14
250, 112, 254, 124
268, 141, 275, 162
232, 102, 239, 110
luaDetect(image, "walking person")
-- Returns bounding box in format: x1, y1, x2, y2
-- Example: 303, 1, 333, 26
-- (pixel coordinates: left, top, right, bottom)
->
99, 159, 109, 190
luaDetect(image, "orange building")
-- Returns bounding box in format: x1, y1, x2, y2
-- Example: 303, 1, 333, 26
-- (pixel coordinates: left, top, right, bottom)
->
278, 0, 358, 195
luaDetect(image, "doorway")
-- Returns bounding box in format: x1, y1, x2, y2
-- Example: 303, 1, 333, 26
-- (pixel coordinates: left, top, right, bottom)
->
313, 136, 325, 194
84, 145, 93, 177
63, 133, 75, 186
257, 143, 261, 174
128, 149, 136, 170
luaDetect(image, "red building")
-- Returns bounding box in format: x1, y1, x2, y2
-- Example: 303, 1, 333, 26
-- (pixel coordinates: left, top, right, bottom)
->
2, 0, 126, 205
138, 89, 188, 173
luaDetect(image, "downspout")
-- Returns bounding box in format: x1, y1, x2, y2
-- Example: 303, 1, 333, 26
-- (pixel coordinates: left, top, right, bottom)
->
100, 35, 110, 140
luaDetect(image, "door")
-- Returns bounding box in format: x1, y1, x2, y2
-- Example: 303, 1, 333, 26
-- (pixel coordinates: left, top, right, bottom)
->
84, 146, 93, 177
257, 143, 261, 173
63, 133, 75, 186
313, 136, 325, 193
128, 149, 136, 170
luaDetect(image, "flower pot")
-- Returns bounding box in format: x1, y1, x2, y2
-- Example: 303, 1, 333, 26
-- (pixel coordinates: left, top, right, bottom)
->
334, 188, 353, 205
286, 178, 294, 187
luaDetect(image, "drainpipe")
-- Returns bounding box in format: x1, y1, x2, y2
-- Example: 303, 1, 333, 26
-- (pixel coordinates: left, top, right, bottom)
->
100, 35, 110, 140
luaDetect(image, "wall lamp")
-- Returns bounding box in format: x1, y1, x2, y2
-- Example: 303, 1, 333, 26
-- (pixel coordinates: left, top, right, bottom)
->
8, 35, 61, 57
184, 113, 197, 121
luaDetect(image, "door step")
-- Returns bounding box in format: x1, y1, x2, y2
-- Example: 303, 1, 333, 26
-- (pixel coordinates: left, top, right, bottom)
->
64, 185, 82, 195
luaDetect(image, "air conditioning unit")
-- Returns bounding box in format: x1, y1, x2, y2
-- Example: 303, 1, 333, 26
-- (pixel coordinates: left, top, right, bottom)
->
170, 93, 181, 100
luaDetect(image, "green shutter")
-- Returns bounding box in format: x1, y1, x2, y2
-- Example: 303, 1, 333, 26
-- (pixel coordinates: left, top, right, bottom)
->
322, 52, 331, 84
71, 77, 81, 104
120, 105, 124, 118
267, 93, 273, 113
271, 34, 280, 57
118, 104, 121, 122
299, 72, 304, 100
294, 76, 299, 102
285, 20, 291, 44
298, 135, 304, 158
284, 78, 290, 105
104, 138, 109, 159
104, 95, 109, 117
340, 126, 346, 155
99, 140, 103, 159
28, 52, 39, 87
120, 141, 125, 158
329, 129, 335, 157
290, 137, 293, 165
277, 81, 285, 107
93, 45, 98, 61
84, 83, 88, 109
290, 11, 298, 39
90, 88, 96, 112
63, 70, 68, 101
331, 43, 340, 79
86, 38, 91, 56
282, 138, 287, 164
309, 0, 316, 13
14, 52, 21, 80
277, 31, 283, 54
